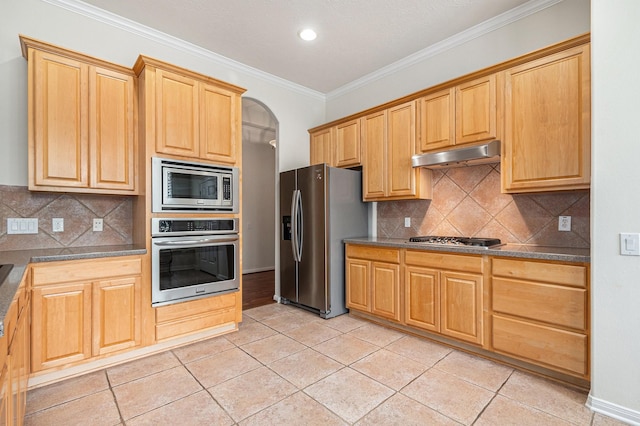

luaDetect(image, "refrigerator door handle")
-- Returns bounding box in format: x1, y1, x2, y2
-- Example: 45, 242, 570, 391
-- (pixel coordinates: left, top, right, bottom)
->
296, 189, 303, 261
290, 190, 299, 261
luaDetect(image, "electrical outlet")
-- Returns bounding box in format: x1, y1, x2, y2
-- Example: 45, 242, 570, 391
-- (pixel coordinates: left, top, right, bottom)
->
93, 218, 104, 232
404, 217, 411, 228
52, 218, 64, 232
558, 216, 571, 232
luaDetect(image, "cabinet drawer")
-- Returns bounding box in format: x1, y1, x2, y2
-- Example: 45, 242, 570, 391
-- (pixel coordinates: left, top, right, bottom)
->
156, 293, 236, 323
32, 257, 142, 286
492, 258, 587, 288
156, 308, 236, 341
493, 278, 586, 330
492, 315, 587, 376
405, 250, 482, 273
346, 245, 399, 264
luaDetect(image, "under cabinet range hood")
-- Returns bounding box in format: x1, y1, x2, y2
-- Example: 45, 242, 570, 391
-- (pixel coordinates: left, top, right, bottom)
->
412, 140, 501, 169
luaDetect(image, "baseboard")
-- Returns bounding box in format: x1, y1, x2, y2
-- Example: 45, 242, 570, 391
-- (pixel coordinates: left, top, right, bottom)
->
242, 267, 275, 274
587, 393, 640, 425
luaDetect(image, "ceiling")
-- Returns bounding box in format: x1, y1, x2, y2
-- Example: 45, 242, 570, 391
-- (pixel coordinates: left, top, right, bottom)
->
78, 0, 535, 94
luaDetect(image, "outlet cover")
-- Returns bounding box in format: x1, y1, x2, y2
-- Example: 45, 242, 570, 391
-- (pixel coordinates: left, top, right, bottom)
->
404, 217, 411, 228
558, 216, 571, 232
52, 218, 64, 233
93, 218, 104, 232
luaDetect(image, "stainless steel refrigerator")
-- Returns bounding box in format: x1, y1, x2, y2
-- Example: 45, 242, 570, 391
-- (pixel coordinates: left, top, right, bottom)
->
280, 164, 368, 318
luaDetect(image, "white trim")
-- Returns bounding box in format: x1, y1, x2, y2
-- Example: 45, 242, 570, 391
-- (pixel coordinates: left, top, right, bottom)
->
326, 0, 563, 100
587, 393, 640, 426
242, 266, 275, 274
41, 0, 325, 101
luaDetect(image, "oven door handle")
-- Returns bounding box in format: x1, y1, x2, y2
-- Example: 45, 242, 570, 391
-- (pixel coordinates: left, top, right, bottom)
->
154, 237, 238, 246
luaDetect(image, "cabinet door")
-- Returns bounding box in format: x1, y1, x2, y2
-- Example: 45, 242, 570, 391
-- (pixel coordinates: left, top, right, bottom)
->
418, 89, 455, 152
310, 128, 333, 166
345, 258, 370, 312
387, 101, 416, 197
503, 45, 590, 192
31, 283, 92, 372
362, 110, 387, 200
155, 68, 199, 157
405, 266, 440, 332
335, 119, 361, 167
200, 83, 238, 164
455, 74, 497, 144
371, 262, 401, 321
92, 277, 141, 356
89, 66, 136, 191
0, 367, 8, 426
31, 50, 89, 189
440, 271, 483, 345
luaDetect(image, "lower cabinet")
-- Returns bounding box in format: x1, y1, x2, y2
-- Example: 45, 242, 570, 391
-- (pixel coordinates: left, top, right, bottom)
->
404, 250, 484, 345
345, 245, 401, 322
30, 256, 142, 373
490, 257, 589, 378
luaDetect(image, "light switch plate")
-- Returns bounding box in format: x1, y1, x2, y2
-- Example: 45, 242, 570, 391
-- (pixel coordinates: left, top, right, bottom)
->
7, 218, 38, 234
620, 233, 640, 256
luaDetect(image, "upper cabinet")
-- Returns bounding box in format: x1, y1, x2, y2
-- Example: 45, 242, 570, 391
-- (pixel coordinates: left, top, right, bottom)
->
502, 44, 591, 193
362, 101, 432, 201
21, 36, 137, 195
309, 118, 362, 168
134, 56, 245, 165
418, 74, 499, 152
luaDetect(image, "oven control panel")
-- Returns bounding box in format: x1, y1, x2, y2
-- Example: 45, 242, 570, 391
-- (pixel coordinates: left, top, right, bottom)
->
152, 218, 238, 236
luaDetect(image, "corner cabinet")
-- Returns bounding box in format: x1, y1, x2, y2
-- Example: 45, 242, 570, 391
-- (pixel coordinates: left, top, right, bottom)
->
345, 244, 401, 322
134, 56, 245, 165
309, 118, 362, 168
310, 127, 334, 166
30, 256, 142, 373
20, 36, 137, 195
362, 102, 432, 201
502, 44, 591, 192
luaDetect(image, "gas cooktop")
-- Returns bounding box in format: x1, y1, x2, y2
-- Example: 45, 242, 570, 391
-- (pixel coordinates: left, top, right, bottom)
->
408, 236, 503, 248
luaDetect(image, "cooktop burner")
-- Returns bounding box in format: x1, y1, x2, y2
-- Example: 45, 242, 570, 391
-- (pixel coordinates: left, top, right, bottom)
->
409, 236, 502, 248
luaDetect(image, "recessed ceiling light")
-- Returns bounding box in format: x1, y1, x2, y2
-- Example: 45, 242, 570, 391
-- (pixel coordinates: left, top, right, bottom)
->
298, 28, 317, 41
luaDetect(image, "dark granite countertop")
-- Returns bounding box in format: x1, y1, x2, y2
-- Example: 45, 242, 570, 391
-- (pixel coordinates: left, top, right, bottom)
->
344, 237, 590, 263
0, 244, 147, 337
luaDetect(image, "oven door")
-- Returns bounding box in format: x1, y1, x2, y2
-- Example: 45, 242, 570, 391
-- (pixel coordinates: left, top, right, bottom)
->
151, 234, 239, 307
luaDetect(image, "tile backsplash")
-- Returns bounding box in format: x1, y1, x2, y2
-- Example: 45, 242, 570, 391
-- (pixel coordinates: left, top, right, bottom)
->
0, 185, 133, 251
377, 164, 590, 248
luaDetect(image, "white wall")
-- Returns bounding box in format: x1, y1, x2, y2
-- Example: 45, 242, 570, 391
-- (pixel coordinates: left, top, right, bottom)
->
242, 140, 276, 273
589, 0, 640, 423
0, 0, 324, 187
325, 0, 590, 120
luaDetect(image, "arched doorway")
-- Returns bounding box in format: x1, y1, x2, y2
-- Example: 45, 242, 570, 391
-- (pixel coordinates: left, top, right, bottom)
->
241, 97, 278, 309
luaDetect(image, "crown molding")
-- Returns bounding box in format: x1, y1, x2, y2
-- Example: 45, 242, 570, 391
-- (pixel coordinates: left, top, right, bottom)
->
326, 0, 563, 101
41, 0, 326, 101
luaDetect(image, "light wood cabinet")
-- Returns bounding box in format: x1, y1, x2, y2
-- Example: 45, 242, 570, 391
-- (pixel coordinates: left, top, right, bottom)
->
502, 44, 591, 192
418, 74, 498, 152
309, 119, 362, 168
345, 245, 401, 321
30, 256, 142, 373
404, 250, 484, 345
135, 56, 245, 165
154, 293, 237, 341
362, 102, 432, 201
21, 36, 137, 195
491, 257, 589, 377
310, 127, 333, 166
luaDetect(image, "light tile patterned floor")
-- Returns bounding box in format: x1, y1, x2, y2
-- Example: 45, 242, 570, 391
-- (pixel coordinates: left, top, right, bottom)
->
24, 304, 627, 425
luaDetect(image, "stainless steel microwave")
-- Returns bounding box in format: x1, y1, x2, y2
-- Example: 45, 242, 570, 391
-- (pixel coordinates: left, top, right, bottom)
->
152, 157, 239, 213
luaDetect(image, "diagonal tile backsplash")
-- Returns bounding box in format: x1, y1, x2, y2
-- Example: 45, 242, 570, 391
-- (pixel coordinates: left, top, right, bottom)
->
377, 164, 590, 248
0, 185, 133, 251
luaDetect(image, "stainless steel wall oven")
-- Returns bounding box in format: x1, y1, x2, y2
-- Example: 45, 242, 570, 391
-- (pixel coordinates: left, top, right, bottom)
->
151, 218, 239, 307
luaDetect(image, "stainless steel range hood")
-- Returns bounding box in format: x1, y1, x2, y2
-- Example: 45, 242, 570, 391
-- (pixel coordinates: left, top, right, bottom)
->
412, 140, 501, 169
